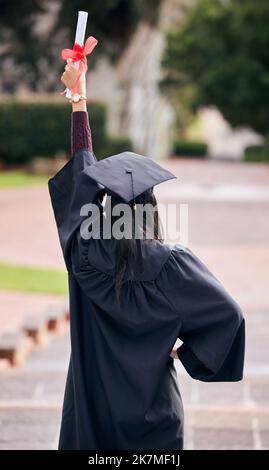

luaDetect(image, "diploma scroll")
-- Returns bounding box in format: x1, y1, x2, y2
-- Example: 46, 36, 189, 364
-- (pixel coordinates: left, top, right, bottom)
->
65, 11, 88, 100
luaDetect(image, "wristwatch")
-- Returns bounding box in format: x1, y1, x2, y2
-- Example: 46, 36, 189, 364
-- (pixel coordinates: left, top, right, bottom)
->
69, 93, 87, 103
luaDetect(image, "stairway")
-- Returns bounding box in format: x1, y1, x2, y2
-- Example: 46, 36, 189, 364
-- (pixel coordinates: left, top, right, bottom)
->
1, 307, 268, 450
175, 307, 269, 449
0, 332, 69, 449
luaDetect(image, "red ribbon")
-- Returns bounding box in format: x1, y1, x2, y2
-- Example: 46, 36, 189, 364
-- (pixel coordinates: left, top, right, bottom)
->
61, 36, 98, 95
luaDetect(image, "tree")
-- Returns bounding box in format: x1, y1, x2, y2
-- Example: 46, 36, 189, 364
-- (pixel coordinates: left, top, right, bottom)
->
0, 0, 48, 92
162, 0, 269, 136
0, 0, 162, 93
55, 0, 162, 60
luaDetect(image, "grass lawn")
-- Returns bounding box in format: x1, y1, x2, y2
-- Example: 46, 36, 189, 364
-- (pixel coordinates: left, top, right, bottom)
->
0, 170, 48, 189
0, 263, 68, 295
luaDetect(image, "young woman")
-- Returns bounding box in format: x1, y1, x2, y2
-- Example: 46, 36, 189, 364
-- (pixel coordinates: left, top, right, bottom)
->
48, 63, 245, 450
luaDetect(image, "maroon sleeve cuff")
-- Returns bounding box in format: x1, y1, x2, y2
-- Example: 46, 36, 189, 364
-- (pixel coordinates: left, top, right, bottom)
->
71, 111, 93, 155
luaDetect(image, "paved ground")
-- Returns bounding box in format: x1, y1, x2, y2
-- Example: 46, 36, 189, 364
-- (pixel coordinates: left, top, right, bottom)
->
0, 158, 268, 449
0, 185, 64, 269
0, 159, 269, 267
0, 329, 268, 450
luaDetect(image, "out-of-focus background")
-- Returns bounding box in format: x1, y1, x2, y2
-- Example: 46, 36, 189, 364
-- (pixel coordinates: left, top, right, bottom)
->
0, 0, 268, 450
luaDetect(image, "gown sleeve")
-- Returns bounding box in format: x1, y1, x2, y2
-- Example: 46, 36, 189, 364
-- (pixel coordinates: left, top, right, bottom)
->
160, 245, 245, 382
71, 110, 93, 154
48, 111, 103, 271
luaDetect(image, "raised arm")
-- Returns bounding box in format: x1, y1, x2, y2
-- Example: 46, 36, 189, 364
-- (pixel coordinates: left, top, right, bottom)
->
71, 111, 92, 155
48, 63, 102, 271
61, 62, 93, 155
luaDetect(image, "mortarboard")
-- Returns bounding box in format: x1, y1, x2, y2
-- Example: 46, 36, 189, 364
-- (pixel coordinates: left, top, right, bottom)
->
85, 151, 176, 203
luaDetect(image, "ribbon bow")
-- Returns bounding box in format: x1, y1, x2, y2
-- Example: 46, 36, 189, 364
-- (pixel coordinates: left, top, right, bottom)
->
61, 36, 98, 95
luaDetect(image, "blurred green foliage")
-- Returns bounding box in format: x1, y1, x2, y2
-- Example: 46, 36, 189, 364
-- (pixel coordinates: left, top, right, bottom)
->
56, 0, 162, 61
0, 0, 163, 92
0, 0, 47, 92
244, 145, 269, 163
173, 139, 208, 158
162, 0, 269, 136
100, 136, 133, 160
0, 100, 132, 165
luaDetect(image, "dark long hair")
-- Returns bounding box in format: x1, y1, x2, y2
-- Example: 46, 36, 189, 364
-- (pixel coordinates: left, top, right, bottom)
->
101, 188, 163, 302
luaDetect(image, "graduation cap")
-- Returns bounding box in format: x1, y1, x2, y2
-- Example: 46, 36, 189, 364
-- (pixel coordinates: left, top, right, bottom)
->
85, 151, 176, 203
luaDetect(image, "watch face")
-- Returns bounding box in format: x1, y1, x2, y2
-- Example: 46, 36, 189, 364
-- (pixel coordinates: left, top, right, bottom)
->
73, 94, 80, 102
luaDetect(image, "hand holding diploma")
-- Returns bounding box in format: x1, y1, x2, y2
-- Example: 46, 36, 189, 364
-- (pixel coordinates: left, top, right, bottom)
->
61, 62, 86, 95
60, 11, 98, 98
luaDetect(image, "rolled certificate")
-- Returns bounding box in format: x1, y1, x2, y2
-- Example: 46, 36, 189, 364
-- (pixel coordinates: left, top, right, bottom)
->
66, 11, 88, 99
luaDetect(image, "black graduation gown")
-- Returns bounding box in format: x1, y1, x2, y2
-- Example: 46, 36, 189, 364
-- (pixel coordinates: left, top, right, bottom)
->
48, 148, 245, 450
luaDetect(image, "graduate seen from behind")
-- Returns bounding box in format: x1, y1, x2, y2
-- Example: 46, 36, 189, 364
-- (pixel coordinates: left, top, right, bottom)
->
48, 60, 245, 450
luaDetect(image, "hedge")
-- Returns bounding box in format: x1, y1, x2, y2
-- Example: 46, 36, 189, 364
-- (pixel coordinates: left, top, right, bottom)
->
173, 139, 208, 158
244, 145, 269, 163
0, 100, 132, 165
101, 137, 133, 160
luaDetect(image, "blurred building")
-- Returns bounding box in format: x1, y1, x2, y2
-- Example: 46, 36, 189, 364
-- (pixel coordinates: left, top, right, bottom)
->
87, 0, 185, 160
199, 107, 264, 161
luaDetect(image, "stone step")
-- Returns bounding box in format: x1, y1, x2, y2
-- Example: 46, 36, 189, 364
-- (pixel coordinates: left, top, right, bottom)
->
43, 306, 68, 333
0, 333, 32, 367
0, 305, 69, 367
24, 331, 70, 372
23, 305, 69, 345
0, 370, 67, 402
185, 404, 269, 430
0, 402, 268, 450
1, 364, 269, 405
0, 405, 61, 450
178, 376, 268, 407
184, 404, 269, 450
23, 315, 49, 346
